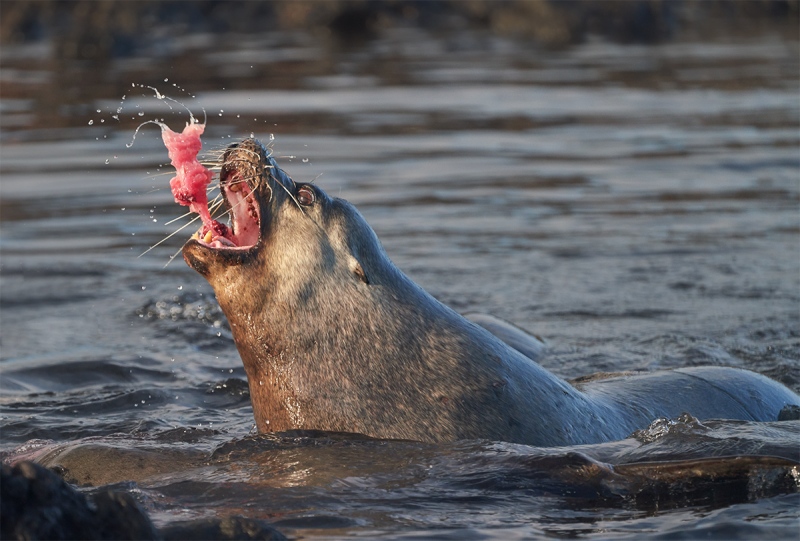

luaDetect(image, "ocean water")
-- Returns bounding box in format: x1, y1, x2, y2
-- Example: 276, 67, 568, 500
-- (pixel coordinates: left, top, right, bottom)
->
1, 24, 799, 539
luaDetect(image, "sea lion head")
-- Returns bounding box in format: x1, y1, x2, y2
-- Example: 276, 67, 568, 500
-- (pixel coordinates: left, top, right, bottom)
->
182, 138, 381, 309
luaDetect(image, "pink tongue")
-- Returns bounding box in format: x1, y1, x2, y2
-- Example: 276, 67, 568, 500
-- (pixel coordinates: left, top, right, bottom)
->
161, 122, 216, 231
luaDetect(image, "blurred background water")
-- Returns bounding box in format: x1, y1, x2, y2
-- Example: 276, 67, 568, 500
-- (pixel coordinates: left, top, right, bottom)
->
1, 1, 799, 539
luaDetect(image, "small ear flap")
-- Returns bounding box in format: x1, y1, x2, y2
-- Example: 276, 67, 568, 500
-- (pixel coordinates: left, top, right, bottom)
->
349, 257, 369, 285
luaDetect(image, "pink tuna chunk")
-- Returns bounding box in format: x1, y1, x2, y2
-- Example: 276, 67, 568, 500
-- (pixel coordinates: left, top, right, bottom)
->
161, 122, 214, 229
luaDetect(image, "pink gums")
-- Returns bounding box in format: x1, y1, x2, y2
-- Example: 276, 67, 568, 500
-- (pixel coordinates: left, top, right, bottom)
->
161, 122, 223, 234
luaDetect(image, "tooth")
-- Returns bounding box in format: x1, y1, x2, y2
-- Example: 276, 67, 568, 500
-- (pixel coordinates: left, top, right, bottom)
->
203, 231, 212, 243
228, 182, 240, 192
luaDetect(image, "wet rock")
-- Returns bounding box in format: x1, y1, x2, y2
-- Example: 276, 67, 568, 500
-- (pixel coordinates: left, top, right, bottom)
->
0, 461, 158, 540
0, 461, 287, 541
778, 404, 800, 421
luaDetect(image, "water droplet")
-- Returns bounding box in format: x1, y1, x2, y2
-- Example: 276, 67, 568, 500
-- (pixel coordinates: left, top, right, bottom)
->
302, 158, 309, 163
105, 159, 110, 164
121, 207, 126, 211
164, 78, 169, 82
96, 109, 101, 113
138, 111, 144, 116
88, 120, 94, 125
141, 286, 146, 290
178, 285, 183, 290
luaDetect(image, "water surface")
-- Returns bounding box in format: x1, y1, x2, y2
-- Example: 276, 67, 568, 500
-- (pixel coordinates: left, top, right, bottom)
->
1, 25, 799, 540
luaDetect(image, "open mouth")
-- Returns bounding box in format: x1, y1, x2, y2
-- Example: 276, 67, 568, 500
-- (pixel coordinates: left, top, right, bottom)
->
190, 158, 261, 251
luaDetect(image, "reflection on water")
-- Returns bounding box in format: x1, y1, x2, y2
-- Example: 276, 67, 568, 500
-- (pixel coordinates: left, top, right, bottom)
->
1, 10, 799, 540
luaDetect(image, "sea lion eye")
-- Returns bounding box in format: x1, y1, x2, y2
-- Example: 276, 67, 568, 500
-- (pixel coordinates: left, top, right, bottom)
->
297, 185, 316, 206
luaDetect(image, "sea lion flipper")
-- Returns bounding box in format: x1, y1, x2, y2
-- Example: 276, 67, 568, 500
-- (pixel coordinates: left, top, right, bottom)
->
464, 313, 547, 362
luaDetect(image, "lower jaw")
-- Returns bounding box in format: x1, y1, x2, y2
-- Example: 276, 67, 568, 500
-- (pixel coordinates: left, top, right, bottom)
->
192, 228, 237, 248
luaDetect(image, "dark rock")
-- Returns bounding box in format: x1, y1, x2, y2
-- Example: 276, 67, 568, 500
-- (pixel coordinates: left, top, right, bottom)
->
0, 461, 287, 541
0, 461, 159, 540
778, 404, 800, 421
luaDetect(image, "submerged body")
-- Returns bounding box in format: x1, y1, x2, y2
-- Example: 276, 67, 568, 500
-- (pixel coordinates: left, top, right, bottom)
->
179, 138, 799, 447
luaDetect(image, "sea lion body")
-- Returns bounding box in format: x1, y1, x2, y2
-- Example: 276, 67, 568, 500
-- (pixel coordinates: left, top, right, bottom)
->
182, 138, 800, 447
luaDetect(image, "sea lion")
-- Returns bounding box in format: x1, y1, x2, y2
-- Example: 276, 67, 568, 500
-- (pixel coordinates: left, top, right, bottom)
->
181, 138, 800, 447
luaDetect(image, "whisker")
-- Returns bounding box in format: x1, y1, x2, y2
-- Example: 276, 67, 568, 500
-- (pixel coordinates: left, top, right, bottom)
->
146, 170, 180, 178
148, 197, 226, 260
209, 199, 227, 218
163, 246, 183, 269
164, 209, 195, 226
138, 213, 202, 258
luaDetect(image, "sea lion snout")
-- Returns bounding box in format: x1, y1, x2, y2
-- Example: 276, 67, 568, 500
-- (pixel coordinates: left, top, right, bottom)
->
181, 137, 294, 275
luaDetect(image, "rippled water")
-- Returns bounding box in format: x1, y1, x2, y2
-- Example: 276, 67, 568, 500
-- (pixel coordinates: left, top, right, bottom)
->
1, 25, 799, 539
